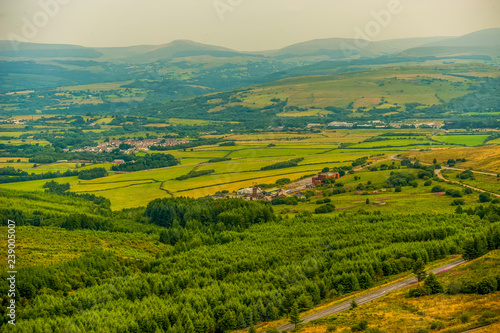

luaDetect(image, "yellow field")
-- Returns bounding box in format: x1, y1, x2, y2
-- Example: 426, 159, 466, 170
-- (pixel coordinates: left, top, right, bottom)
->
405, 145, 500, 173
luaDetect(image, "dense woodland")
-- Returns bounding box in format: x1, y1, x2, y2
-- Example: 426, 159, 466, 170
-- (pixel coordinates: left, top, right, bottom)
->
1, 188, 500, 332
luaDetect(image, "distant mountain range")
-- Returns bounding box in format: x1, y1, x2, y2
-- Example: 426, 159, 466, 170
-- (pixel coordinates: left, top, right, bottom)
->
1, 28, 499, 63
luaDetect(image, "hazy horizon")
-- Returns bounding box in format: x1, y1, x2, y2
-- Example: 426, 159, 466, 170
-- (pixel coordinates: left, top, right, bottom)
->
1, 0, 499, 51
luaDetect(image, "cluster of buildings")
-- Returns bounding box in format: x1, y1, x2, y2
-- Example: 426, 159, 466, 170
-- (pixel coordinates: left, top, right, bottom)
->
0, 119, 26, 125
235, 172, 341, 201
69, 138, 190, 154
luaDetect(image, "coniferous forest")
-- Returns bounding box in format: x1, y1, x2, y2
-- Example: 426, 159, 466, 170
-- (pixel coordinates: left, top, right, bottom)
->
1, 191, 500, 332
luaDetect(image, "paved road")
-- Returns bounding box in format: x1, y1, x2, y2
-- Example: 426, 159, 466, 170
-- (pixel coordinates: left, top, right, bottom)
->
277, 259, 466, 332
390, 154, 500, 198
434, 169, 500, 198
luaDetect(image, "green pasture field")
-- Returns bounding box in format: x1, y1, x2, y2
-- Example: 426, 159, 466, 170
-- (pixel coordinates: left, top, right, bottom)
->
227, 147, 329, 159
80, 165, 195, 184
432, 134, 490, 146
197, 160, 292, 174
79, 163, 115, 171
0, 126, 26, 131
195, 144, 263, 151
299, 154, 362, 165
168, 149, 229, 159
259, 143, 339, 149
95, 117, 114, 124
349, 139, 442, 149
441, 169, 500, 195
0, 131, 29, 137
179, 158, 210, 165
32, 163, 77, 170
71, 179, 157, 193
223, 133, 326, 141
0, 162, 35, 169
89, 181, 170, 210
0, 176, 80, 191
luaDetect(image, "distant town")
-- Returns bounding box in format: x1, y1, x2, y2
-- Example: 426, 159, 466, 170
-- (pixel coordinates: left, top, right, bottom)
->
68, 138, 190, 154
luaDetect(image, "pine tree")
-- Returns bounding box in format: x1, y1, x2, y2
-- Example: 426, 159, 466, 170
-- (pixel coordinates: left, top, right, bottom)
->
424, 273, 443, 294
350, 300, 358, 310
412, 258, 427, 282
265, 303, 276, 321
463, 238, 477, 260
289, 303, 302, 326
237, 312, 246, 329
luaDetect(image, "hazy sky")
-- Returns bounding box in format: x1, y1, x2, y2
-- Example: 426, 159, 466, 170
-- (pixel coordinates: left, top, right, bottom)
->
1, 0, 499, 51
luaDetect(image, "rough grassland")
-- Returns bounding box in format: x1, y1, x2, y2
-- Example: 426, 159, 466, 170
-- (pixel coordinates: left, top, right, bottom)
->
405, 145, 500, 173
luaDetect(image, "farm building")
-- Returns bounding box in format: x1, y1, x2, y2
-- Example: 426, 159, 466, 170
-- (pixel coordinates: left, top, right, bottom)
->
312, 172, 340, 185
237, 188, 253, 196
277, 189, 287, 197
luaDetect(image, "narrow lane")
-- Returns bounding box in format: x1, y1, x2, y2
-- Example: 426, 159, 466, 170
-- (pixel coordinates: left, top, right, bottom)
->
277, 259, 466, 331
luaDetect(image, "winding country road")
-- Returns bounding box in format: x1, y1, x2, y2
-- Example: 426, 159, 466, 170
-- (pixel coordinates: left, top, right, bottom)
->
390, 154, 500, 198
434, 169, 500, 198
277, 259, 466, 331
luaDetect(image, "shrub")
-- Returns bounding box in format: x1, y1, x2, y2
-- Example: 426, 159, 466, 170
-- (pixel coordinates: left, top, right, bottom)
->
365, 329, 384, 333
424, 273, 443, 294
451, 199, 465, 206
424, 180, 432, 186
431, 186, 445, 193
479, 193, 491, 203
459, 170, 474, 179
459, 312, 472, 323
480, 310, 497, 319
446, 189, 462, 198
477, 277, 498, 294
430, 321, 445, 330
315, 204, 335, 214
464, 188, 473, 194
408, 285, 430, 298
332, 187, 346, 195
386, 172, 416, 187
351, 320, 368, 332
326, 325, 337, 332
395, 186, 402, 192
